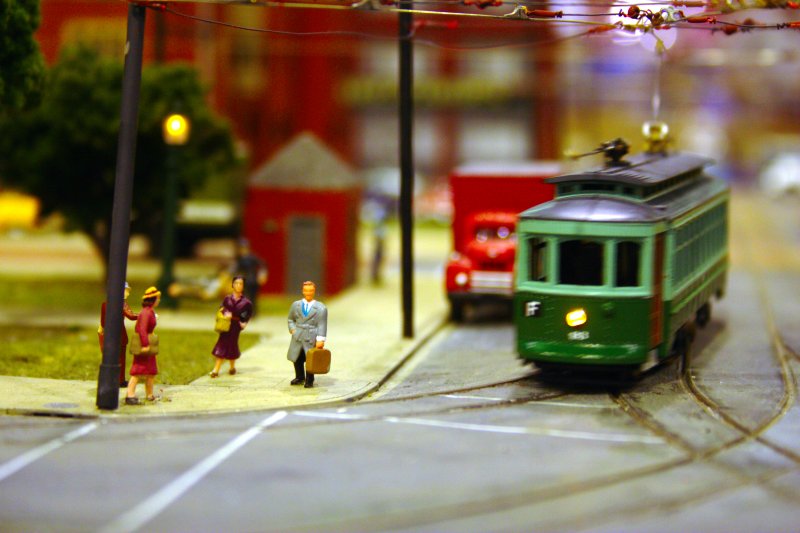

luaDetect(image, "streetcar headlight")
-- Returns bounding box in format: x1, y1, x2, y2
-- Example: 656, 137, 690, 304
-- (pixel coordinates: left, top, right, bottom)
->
566, 308, 587, 327
454, 272, 469, 286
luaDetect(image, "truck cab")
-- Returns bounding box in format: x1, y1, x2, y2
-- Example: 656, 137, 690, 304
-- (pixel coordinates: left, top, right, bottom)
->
445, 162, 559, 321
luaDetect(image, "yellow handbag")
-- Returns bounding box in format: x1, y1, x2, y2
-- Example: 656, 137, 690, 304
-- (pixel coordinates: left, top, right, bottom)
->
215, 307, 231, 333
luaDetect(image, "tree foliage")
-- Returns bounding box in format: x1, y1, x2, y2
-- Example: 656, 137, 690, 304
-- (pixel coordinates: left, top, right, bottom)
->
0, 46, 241, 266
0, 0, 46, 112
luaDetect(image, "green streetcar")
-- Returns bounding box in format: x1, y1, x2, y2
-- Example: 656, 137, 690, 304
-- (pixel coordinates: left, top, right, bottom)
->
514, 131, 728, 373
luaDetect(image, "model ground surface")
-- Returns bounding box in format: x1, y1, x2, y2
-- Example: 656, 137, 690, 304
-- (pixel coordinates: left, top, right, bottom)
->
1, 191, 800, 532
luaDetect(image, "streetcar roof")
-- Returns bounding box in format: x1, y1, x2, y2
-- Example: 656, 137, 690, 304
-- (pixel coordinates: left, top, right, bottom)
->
519, 175, 727, 223
519, 196, 664, 223
547, 152, 713, 186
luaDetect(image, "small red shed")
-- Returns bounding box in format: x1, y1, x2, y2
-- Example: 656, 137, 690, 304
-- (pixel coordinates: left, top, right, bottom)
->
243, 133, 361, 297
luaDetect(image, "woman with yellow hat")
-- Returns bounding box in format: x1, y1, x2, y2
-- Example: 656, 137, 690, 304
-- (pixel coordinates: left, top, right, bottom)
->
125, 286, 161, 405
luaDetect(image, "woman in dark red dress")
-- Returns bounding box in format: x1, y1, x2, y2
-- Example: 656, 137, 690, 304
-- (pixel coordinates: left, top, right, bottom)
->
125, 287, 161, 405
210, 276, 253, 377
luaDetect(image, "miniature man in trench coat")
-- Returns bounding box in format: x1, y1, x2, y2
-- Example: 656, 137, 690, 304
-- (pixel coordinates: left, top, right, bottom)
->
287, 280, 327, 388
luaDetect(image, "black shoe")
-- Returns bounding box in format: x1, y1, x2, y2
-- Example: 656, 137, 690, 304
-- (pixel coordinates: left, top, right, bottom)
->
120, 380, 129, 388
304, 381, 313, 388
291, 378, 304, 385
124, 397, 139, 405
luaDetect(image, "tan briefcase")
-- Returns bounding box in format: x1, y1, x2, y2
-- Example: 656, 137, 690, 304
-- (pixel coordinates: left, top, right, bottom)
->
130, 333, 159, 356
305, 348, 331, 374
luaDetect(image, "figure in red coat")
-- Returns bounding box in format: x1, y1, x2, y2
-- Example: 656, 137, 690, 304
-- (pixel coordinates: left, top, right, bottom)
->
125, 286, 161, 405
98, 281, 138, 387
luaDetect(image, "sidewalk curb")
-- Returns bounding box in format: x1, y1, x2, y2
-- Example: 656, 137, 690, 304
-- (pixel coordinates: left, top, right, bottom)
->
339, 312, 450, 404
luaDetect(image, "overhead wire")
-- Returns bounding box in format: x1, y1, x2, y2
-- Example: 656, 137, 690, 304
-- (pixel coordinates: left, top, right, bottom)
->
155, 2, 616, 50
144, 0, 800, 52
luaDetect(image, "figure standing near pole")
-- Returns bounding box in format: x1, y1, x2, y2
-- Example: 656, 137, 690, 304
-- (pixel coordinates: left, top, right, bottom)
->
125, 286, 161, 405
98, 281, 138, 387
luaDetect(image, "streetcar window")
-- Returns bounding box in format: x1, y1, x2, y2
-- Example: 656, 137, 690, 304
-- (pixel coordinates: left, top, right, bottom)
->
580, 183, 615, 192
559, 240, 603, 286
616, 241, 641, 287
527, 238, 548, 282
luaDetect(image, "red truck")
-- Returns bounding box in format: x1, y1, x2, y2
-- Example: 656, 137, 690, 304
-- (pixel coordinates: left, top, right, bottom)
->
445, 161, 560, 321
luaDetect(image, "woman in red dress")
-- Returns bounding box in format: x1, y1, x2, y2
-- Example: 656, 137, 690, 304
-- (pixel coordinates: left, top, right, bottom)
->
210, 276, 253, 377
125, 286, 161, 405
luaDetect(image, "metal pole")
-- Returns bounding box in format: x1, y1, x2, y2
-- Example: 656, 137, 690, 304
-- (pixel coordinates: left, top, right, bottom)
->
399, 1, 414, 338
97, 4, 146, 410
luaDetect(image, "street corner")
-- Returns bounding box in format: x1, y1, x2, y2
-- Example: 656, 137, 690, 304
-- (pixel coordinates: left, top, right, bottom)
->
0, 376, 99, 418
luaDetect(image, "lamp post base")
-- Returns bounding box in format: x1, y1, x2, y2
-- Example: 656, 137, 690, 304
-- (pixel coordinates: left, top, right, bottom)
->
96, 363, 122, 410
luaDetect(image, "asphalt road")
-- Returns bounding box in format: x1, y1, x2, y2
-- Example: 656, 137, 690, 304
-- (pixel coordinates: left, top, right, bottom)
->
2, 192, 800, 532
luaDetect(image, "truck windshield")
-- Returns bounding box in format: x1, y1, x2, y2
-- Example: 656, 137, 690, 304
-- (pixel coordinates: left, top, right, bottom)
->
475, 225, 515, 242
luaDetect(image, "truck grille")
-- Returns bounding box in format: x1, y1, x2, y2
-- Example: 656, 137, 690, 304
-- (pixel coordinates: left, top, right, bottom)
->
471, 271, 513, 294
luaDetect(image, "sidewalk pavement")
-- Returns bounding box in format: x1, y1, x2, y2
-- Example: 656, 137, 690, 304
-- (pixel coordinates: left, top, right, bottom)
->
0, 274, 448, 418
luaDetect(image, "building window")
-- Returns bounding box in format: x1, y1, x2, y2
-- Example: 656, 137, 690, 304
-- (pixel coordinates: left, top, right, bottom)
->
356, 112, 438, 170
458, 114, 530, 162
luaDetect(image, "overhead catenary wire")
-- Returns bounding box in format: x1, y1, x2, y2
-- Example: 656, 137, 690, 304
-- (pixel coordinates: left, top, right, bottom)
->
154, 2, 620, 50
146, 0, 800, 51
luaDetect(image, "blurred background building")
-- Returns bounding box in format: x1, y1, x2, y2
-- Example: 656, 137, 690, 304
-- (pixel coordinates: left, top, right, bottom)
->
36, 0, 561, 176
35, 1, 800, 187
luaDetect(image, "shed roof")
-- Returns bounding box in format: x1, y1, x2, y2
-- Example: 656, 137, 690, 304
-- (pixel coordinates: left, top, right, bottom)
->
249, 132, 359, 190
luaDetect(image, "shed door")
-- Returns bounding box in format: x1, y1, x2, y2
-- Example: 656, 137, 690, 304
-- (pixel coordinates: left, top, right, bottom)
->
286, 216, 325, 294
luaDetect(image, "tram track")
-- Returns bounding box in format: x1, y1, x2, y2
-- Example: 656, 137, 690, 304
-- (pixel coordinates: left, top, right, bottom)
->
278, 370, 792, 532
279, 371, 800, 532
275, 355, 800, 532
5, 356, 796, 532
593, 258, 800, 527
593, 250, 800, 529
313, 268, 800, 531
678, 192, 800, 463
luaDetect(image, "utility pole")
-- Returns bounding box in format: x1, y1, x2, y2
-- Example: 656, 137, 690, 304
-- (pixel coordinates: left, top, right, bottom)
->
399, 0, 414, 338
96, 4, 146, 410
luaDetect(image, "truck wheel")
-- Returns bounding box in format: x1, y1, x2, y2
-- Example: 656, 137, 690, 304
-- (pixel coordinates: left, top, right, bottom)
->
450, 301, 465, 322
695, 302, 711, 328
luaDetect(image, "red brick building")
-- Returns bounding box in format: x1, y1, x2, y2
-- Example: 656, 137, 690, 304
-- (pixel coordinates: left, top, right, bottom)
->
36, 1, 561, 175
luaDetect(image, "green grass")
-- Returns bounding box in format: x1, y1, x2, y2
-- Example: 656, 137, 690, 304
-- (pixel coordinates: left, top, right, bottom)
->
0, 279, 106, 313
0, 276, 294, 315
0, 275, 290, 382
0, 325, 259, 385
